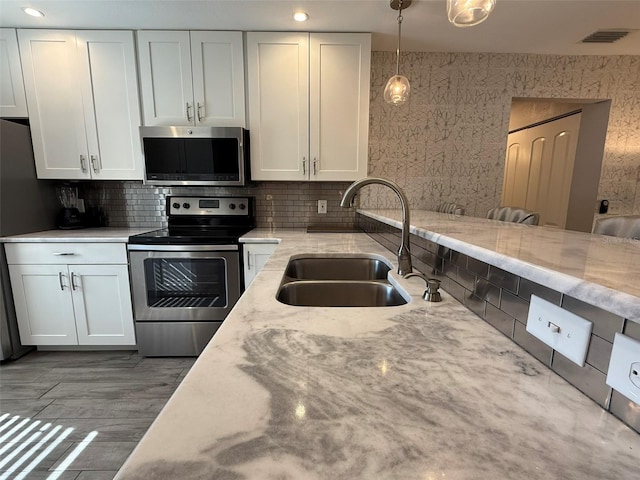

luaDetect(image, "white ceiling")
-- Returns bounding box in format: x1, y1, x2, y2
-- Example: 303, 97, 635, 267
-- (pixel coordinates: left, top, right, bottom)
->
1, 0, 639, 55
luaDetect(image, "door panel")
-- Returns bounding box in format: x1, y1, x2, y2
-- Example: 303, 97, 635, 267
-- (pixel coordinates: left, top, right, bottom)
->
247, 32, 309, 180
77, 30, 143, 179
8, 264, 78, 345
72, 264, 135, 345
503, 113, 581, 228
191, 31, 245, 126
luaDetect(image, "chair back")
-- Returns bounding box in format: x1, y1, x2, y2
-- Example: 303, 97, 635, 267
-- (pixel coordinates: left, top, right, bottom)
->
593, 215, 640, 239
437, 202, 465, 215
487, 206, 540, 225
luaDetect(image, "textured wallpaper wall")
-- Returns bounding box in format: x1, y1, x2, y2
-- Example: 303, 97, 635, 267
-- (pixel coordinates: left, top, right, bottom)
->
361, 52, 640, 218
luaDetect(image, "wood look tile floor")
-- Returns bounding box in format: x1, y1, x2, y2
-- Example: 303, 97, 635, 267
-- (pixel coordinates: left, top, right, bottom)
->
0, 351, 195, 479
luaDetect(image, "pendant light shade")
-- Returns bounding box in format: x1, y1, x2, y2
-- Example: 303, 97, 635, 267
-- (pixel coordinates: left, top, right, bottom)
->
384, 0, 411, 106
447, 0, 496, 27
384, 75, 411, 106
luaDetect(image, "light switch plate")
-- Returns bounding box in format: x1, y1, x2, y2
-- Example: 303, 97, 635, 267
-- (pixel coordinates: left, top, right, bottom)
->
606, 333, 640, 405
526, 295, 593, 366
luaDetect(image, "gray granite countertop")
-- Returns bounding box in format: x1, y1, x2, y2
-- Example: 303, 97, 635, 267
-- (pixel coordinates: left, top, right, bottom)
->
359, 209, 640, 322
0, 227, 156, 243
115, 231, 640, 480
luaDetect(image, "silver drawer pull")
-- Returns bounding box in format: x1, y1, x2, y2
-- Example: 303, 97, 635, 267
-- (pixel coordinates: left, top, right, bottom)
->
71, 272, 79, 291
80, 155, 87, 173
197, 102, 203, 122
91, 155, 99, 173
53, 253, 76, 256
58, 272, 66, 291
302, 157, 306, 175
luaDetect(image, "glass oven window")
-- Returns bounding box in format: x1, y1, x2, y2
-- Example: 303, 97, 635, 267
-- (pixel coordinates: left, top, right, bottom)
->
143, 257, 228, 308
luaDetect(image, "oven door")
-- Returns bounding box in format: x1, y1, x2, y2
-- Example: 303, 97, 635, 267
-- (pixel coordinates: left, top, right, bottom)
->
128, 246, 241, 322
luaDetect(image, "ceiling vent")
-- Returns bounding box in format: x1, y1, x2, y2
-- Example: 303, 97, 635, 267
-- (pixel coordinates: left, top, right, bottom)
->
581, 29, 631, 43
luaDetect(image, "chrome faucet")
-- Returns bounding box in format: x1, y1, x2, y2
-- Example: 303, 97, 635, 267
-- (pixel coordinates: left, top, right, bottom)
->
340, 177, 412, 276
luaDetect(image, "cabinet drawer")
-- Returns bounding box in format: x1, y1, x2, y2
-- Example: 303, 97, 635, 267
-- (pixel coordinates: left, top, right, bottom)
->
5, 243, 127, 265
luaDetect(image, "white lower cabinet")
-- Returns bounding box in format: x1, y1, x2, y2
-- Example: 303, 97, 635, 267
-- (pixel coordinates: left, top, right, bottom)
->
6, 243, 136, 346
243, 243, 278, 288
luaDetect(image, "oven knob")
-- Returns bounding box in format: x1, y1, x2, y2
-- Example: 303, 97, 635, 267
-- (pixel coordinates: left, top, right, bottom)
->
239, 203, 246, 210
182, 202, 190, 209
172, 202, 180, 209
229, 203, 236, 210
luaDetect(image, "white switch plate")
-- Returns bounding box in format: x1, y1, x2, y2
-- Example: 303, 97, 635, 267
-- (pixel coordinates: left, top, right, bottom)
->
317, 200, 327, 214
526, 295, 593, 366
606, 333, 640, 405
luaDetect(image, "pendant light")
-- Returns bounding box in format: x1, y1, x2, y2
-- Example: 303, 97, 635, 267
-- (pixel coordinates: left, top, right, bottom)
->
383, 0, 411, 106
447, 0, 496, 27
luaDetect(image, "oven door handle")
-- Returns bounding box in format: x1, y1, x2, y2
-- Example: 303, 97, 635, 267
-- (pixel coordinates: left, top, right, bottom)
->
127, 244, 239, 252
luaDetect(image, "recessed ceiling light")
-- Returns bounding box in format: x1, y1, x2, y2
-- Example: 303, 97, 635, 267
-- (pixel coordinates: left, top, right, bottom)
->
22, 7, 45, 17
293, 11, 309, 22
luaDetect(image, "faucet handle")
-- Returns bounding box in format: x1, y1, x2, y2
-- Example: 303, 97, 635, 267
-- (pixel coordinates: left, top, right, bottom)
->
403, 273, 443, 302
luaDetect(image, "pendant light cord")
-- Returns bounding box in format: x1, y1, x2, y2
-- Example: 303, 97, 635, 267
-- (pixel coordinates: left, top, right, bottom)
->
396, 0, 404, 75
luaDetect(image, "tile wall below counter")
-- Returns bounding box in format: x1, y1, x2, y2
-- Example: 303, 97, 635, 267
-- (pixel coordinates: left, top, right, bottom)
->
357, 213, 640, 434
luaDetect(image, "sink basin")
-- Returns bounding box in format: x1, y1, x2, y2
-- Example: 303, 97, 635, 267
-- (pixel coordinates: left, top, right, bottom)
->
276, 281, 407, 307
283, 255, 391, 281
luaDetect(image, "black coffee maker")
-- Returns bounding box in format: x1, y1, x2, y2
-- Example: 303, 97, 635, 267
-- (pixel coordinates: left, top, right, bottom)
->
56, 185, 85, 229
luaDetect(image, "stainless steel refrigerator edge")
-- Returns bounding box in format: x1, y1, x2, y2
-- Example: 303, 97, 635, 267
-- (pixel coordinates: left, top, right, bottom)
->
0, 119, 58, 360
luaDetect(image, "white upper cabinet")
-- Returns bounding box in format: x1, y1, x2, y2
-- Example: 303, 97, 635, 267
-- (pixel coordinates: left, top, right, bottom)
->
246, 32, 309, 181
18, 29, 143, 180
247, 32, 371, 182
137, 30, 245, 127
0, 28, 28, 117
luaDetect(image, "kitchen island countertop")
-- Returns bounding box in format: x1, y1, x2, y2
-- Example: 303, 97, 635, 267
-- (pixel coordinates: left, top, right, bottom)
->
115, 229, 640, 480
359, 209, 640, 322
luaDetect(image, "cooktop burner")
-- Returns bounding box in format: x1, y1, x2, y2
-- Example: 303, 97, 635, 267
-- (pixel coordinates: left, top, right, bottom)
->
129, 196, 255, 245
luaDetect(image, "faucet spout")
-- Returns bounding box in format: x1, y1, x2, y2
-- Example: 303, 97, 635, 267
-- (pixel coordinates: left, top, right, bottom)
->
340, 177, 412, 276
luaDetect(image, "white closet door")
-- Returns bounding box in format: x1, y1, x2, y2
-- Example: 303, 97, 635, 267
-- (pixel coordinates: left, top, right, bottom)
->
247, 32, 309, 180
77, 30, 144, 180
137, 30, 194, 126
191, 31, 245, 126
309, 33, 371, 181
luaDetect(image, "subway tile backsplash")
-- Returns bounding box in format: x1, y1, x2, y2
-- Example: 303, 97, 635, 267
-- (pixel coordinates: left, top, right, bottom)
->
79, 180, 357, 229
357, 213, 637, 433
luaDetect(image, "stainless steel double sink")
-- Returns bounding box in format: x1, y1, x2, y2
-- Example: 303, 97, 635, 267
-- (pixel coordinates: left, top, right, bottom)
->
276, 254, 409, 307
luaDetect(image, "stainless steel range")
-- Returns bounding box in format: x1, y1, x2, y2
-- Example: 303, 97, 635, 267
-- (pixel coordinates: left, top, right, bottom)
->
128, 196, 254, 356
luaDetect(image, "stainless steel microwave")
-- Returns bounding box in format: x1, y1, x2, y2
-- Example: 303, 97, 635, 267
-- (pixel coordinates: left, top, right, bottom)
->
140, 126, 249, 186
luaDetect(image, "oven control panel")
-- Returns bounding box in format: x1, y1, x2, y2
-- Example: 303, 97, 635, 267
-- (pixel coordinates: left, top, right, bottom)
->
168, 197, 251, 216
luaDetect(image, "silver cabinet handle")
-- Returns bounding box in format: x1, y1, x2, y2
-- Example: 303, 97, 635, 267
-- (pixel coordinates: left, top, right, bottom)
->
53, 253, 76, 256
186, 102, 193, 122
80, 155, 87, 173
58, 272, 65, 291
247, 251, 253, 270
302, 157, 306, 175
71, 272, 79, 291
313, 158, 317, 176
197, 102, 203, 122
91, 155, 99, 173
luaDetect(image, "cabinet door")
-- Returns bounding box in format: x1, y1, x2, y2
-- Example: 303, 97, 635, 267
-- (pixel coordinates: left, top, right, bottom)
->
17, 29, 90, 179
243, 243, 278, 288
137, 30, 194, 126
247, 32, 309, 181
71, 264, 136, 345
8, 264, 78, 345
0, 28, 28, 117
191, 31, 245, 127
310, 33, 371, 181
76, 31, 144, 180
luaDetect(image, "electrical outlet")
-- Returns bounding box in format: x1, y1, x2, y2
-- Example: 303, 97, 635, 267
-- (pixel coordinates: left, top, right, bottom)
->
317, 200, 327, 214
607, 333, 640, 404
77, 199, 85, 213
526, 295, 593, 366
